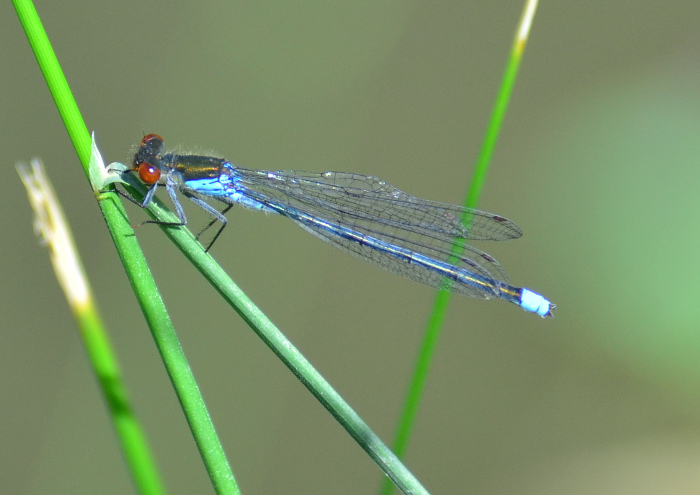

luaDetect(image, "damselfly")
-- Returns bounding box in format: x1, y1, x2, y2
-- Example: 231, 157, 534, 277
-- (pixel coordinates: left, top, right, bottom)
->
115, 134, 555, 317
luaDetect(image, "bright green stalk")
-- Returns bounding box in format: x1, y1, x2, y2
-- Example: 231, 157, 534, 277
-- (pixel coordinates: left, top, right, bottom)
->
380, 2, 539, 494
113, 171, 431, 495
101, 188, 239, 495
14, 0, 428, 492
12, 1, 238, 493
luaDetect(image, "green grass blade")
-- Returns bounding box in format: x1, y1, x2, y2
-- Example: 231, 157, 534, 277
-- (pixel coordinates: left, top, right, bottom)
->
99, 184, 239, 495
380, 2, 539, 494
17, 160, 166, 495
465, 0, 539, 210
14, 0, 433, 490
12, 1, 239, 493
109, 172, 431, 495
11, 0, 90, 169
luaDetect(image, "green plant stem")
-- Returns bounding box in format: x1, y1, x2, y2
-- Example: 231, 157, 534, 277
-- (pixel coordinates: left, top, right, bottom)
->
78, 303, 167, 495
13, 1, 238, 493
17, 160, 165, 495
380, 2, 539, 494
14, 0, 428, 490
114, 174, 431, 495
99, 191, 239, 495
12, 0, 90, 167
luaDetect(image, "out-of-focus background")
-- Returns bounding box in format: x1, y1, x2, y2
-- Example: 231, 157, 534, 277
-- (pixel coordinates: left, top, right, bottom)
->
3, 1, 700, 493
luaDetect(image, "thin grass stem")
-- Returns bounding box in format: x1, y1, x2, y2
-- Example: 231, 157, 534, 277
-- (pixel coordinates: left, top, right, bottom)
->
17, 160, 166, 495
12, 1, 239, 493
380, 2, 539, 494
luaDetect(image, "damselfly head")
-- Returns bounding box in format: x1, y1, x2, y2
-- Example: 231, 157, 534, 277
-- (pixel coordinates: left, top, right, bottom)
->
132, 133, 165, 169
129, 133, 166, 184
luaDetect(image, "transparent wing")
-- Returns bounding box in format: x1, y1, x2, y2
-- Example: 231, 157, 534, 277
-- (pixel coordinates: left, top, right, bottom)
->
229, 168, 522, 297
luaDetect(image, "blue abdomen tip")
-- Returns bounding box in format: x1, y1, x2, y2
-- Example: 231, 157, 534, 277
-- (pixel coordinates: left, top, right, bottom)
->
520, 289, 555, 318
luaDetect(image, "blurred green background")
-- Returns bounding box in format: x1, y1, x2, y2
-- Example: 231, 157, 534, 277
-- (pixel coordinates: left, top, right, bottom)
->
3, 1, 700, 493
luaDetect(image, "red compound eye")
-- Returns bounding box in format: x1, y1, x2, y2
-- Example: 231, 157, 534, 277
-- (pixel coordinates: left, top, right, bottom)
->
138, 162, 161, 184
